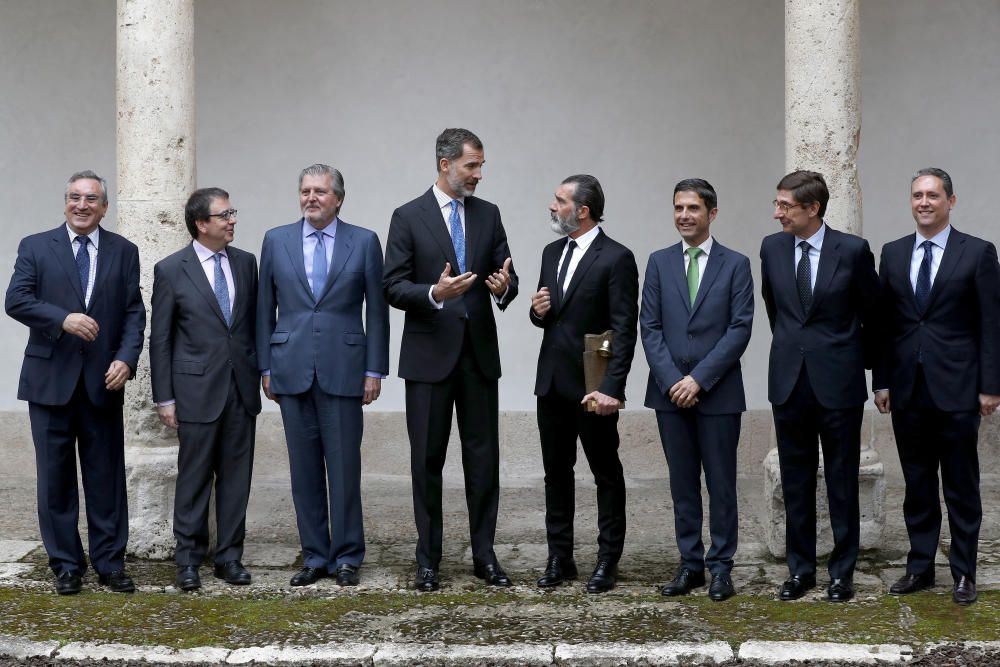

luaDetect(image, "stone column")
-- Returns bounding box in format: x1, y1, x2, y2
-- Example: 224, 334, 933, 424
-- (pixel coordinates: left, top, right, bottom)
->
764, 0, 885, 557
116, 0, 196, 558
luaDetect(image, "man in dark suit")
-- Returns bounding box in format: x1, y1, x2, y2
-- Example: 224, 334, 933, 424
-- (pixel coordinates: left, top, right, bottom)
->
760, 170, 878, 603
257, 164, 389, 588
6, 170, 145, 595
874, 168, 1000, 605
384, 128, 518, 592
530, 174, 638, 594
150, 187, 261, 591
641, 179, 753, 601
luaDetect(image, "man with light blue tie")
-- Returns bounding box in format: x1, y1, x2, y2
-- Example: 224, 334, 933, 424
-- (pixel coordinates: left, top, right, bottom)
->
257, 164, 389, 587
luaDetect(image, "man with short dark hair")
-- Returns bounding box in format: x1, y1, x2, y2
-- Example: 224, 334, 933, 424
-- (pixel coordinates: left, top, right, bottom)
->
150, 187, 261, 591
384, 128, 518, 591
6, 170, 145, 595
760, 170, 879, 603
258, 164, 389, 588
875, 168, 1000, 605
531, 174, 638, 594
641, 179, 753, 601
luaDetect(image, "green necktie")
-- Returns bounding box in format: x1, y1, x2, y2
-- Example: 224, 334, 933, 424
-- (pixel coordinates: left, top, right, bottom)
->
686, 247, 702, 305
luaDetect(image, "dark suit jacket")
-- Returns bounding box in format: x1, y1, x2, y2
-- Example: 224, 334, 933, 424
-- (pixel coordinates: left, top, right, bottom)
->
384, 188, 518, 383
6, 225, 145, 408
150, 243, 262, 422
873, 228, 1000, 412
641, 240, 754, 414
759, 226, 878, 409
531, 228, 639, 401
257, 219, 389, 397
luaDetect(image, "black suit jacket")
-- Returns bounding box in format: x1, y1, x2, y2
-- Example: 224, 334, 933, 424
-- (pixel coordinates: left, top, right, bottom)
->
150, 243, 262, 422
531, 228, 639, 401
873, 228, 1000, 412
5, 225, 145, 408
384, 188, 518, 382
759, 226, 878, 409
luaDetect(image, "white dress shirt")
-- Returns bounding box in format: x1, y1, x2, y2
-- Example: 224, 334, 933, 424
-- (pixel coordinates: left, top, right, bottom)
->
66, 225, 99, 307
192, 240, 235, 305
556, 224, 602, 293
682, 235, 714, 291
794, 222, 826, 290
909, 225, 951, 291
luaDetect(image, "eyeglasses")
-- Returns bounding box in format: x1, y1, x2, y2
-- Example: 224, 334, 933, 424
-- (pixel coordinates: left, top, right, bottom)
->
772, 200, 807, 213
67, 194, 102, 204
208, 209, 238, 221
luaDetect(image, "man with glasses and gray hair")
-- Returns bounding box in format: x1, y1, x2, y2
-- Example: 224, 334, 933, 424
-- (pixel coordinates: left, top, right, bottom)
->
6, 170, 145, 595
257, 164, 389, 588
150, 187, 261, 591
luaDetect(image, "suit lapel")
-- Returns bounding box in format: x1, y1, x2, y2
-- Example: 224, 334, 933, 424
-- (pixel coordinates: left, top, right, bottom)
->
48, 227, 86, 307
894, 234, 920, 313
774, 233, 804, 323
561, 230, 603, 308
417, 189, 460, 275
180, 244, 228, 327
925, 229, 965, 312
318, 223, 355, 301
668, 245, 691, 315
229, 249, 248, 325
464, 199, 481, 275
690, 245, 726, 318
280, 221, 312, 297
809, 229, 841, 317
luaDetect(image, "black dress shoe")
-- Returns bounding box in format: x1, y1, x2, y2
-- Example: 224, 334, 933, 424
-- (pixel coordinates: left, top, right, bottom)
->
889, 571, 934, 595
778, 574, 816, 601
98, 569, 136, 593
953, 576, 977, 605
473, 560, 512, 587
334, 564, 360, 587
709, 573, 736, 601
415, 566, 439, 592
175, 565, 201, 591
537, 556, 578, 588
290, 567, 327, 587
827, 577, 854, 602
213, 561, 251, 585
586, 559, 617, 594
660, 567, 706, 596
55, 571, 82, 596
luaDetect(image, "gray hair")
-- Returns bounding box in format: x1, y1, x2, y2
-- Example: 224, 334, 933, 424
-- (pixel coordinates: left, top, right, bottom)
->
912, 167, 954, 198
435, 128, 483, 171
298, 164, 345, 200
66, 170, 108, 205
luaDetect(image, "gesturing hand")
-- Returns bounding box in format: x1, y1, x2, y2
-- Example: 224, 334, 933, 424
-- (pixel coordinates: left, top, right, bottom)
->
531, 287, 551, 318
431, 262, 477, 302
486, 257, 512, 296
63, 313, 99, 342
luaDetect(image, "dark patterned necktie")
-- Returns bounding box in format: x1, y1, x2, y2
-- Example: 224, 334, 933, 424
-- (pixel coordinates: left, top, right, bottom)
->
915, 240, 933, 312
75, 236, 90, 301
796, 240, 813, 314
213, 253, 231, 326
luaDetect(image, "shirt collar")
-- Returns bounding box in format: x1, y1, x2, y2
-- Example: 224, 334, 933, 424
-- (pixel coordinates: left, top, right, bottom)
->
433, 184, 463, 211
567, 224, 601, 251
66, 224, 100, 249
192, 239, 227, 262
303, 217, 338, 241
796, 222, 826, 250
682, 235, 714, 256
915, 224, 951, 251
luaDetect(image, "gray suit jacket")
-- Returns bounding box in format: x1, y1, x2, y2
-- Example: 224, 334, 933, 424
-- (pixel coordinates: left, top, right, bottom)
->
150, 243, 261, 422
641, 239, 753, 414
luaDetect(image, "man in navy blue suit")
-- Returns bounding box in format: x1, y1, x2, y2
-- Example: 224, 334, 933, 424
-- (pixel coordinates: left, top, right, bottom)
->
257, 164, 389, 588
875, 168, 1000, 605
641, 179, 753, 601
760, 170, 879, 603
6, 170, 145, 595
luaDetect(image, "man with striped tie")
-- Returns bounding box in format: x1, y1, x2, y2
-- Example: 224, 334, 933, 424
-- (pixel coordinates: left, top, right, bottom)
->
150, 187, 261, 591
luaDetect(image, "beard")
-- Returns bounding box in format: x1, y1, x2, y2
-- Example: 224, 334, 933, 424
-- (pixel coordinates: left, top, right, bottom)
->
549, 209, 580, 236
447, 171, 477, 198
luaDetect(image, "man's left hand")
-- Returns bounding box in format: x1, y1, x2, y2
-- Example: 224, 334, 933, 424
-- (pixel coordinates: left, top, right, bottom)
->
980, 393, 1000, 417
363, 377, 382, 405
105, 360, 131, 391
485, 257, 512, 297
581, 390, 621, 416
669, 375, 701, 409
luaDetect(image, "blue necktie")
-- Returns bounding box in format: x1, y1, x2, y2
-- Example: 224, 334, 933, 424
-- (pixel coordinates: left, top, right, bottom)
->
312, 230, 328, 300
449, 200, 466, 274
915, 240, 933, 312
75, 236, 90, 303
213, 253, 231, 326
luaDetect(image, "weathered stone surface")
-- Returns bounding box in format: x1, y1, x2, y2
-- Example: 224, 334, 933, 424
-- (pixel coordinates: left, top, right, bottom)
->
57, 642, 228, 663
0, 539, 40, 562
555, 641, 733, 665
0, 634, 58, 659
739, 641, 912, 663
374, 642, 553, 666
227, 642, 375, 664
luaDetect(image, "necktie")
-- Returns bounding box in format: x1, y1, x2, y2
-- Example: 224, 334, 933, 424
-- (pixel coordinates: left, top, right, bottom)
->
556, 240, 577, 300
312, 230, 327, 300
915, 240, 933, 312
796, 240, 813, 314
449, 200, 466, 273
213, 253, 231, 326
686, 247, 702, 306
75, 236, 90, 302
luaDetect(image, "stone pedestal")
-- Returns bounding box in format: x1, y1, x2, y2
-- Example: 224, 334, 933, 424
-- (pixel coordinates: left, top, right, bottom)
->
116, 0, 196, 558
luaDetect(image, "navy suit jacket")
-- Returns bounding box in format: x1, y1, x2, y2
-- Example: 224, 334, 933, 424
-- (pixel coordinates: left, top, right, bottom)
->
150, 243, 262, 422
760, 226, 879, 409
5, 224, 145, 408
873, 228, 1000, 412
641, 239, 754, 414
256, 219, 389, 397
384, 188, 518, 383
